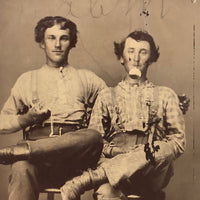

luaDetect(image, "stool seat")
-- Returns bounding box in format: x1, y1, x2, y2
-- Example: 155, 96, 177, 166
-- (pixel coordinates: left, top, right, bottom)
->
41, 188, 60, 193
40, 188, 142, 200
127, 194, 141, 199
40, 188, 60, 200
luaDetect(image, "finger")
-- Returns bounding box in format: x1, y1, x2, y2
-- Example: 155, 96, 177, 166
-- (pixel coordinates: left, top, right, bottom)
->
186, 98, 190, 103
179, 93, 186, 98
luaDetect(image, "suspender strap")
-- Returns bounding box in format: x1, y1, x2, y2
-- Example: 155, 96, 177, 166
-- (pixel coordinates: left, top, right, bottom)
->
145, 86, 161, 165
110, 87, 124, 134
147, 85, 160, 144
31, 70, 39, 104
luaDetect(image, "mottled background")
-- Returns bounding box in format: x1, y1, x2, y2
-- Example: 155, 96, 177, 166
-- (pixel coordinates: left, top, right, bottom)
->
0, 0, 199, 200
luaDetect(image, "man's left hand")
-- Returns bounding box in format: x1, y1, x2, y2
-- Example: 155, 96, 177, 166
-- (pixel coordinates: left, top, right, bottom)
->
178, 94, 190, 115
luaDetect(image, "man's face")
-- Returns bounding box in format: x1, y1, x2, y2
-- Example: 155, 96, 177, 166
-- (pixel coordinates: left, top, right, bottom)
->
41, 24, 71, 67
122, 37, 151, 79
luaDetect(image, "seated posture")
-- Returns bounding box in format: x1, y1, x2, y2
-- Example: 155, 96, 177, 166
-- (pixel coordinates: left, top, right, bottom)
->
0, 16, 106, 200
61, 31, 189, 200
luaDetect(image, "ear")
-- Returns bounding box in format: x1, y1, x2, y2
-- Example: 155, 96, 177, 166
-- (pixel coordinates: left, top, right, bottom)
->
40, 41, 45, 49
120, 57, 124, 65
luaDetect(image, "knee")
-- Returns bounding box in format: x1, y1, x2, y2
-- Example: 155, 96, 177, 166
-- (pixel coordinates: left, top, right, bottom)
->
155, 155, 174, 172
8, 161, 40, 199
10, 161, 38, 182
86, 129, 102, 142
94, 183, 125, 200
147, 159, 174, 192
80, 129, 103, 148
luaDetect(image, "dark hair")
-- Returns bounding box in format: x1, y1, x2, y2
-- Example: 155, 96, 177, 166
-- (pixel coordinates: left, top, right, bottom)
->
35, 16, 78, 49
114, 30, 160, 64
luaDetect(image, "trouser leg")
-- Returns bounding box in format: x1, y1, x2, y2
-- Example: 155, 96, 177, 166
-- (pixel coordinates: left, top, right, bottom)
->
101, 145, 148, 187
0, 128, 103, 168
8, 161, 39, 200
144, 156, 174, 192
28, 129, 103, 169
101, 142, 174, 188
94, 159, 173, 200
61, 144, 174, 200
96, 145, 174, 200
6, 129, 102, 200
117, 155, 174, 200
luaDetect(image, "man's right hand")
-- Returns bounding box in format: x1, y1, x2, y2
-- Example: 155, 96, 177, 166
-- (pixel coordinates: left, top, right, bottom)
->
110, 146, 128, 157
18, 104, 51, 128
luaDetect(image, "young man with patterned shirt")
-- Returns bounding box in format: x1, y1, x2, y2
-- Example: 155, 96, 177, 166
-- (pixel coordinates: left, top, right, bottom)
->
0, 16, 106, 200
61, 30, 189, 200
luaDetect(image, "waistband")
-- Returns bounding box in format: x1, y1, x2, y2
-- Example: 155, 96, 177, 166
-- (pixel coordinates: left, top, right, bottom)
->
108, 129, 149, 147
24, 123, 80, 140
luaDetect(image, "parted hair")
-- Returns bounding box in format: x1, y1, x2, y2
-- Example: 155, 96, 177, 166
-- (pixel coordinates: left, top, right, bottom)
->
114, 30, 160, 64
35, 16, 78, 49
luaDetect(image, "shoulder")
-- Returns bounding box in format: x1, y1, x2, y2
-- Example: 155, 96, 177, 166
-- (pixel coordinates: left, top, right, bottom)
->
10, 69, 39, 96
14, 70, 38, 86
156, 86, 179, 101
77, 68, 100, 78
77, 68, 106, 85
96, 87, 113, 102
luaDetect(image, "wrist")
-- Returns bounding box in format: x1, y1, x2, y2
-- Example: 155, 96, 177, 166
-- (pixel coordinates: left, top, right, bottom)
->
103, 145, 113, 158
18, 114, 34, 129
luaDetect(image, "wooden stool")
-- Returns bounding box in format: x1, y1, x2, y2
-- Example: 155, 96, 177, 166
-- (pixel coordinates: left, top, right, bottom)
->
40, 189, 142, 200
40, 188, 60, 200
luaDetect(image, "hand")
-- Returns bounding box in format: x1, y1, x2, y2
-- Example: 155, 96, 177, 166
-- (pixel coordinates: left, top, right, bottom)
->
18, 104, 51, 128
110, 146, 128, 157
178, 94, 190, 115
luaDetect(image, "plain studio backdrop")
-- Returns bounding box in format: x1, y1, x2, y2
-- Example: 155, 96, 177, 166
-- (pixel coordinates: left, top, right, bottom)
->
0, 0, 199, 200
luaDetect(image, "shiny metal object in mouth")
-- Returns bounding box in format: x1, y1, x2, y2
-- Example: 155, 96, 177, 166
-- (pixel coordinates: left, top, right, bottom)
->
129, 68, 141, 78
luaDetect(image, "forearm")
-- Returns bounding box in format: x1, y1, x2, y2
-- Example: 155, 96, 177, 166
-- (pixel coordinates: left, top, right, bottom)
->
0, 114, 22, 134
0, 106, 50, 134
163, 88, 186, 158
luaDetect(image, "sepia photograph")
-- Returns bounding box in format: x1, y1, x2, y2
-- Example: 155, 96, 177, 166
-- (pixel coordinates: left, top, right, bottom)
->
0, 1, 199, 200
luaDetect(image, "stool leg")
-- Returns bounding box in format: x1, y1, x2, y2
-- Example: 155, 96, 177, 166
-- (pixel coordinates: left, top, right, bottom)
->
47, 193, 54, 200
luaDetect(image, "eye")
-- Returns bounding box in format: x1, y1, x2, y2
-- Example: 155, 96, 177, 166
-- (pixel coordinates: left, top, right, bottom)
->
140, 50, 148, 55
61, 36, 69, 41
47, 35, 55, 40
128, 49, 134, 54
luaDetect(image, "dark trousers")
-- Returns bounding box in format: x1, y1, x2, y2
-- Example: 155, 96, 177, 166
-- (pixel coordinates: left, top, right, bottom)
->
8, 128, 103, 200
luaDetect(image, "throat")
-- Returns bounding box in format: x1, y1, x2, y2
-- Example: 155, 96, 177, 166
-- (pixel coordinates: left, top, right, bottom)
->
126, 75, 147, 84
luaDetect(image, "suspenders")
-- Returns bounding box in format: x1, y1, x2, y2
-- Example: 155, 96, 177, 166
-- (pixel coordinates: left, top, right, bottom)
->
110, 84, 161, 165
110, 85, 160, 138
30, 70, 56, 137
110, 87, 125, 134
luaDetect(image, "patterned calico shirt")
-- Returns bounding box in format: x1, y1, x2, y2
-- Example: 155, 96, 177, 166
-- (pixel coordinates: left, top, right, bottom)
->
89, 79, 185, 158
0, 65, 106, 134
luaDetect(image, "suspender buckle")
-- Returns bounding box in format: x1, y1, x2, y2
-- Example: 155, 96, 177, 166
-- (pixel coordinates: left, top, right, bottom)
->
59, 127, 63, 136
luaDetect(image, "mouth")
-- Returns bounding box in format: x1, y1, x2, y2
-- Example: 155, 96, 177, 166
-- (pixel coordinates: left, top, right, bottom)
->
129, 67, 141, 78
52, 51, 64, 53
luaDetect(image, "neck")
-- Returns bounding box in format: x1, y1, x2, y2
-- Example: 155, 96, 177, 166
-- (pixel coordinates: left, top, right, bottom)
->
125, 74, 147, 84
46, 60, 69, 68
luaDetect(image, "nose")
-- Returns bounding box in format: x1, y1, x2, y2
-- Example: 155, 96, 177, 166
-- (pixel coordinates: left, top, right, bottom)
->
55, 39, 61, 49
133, 52, 139, 62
